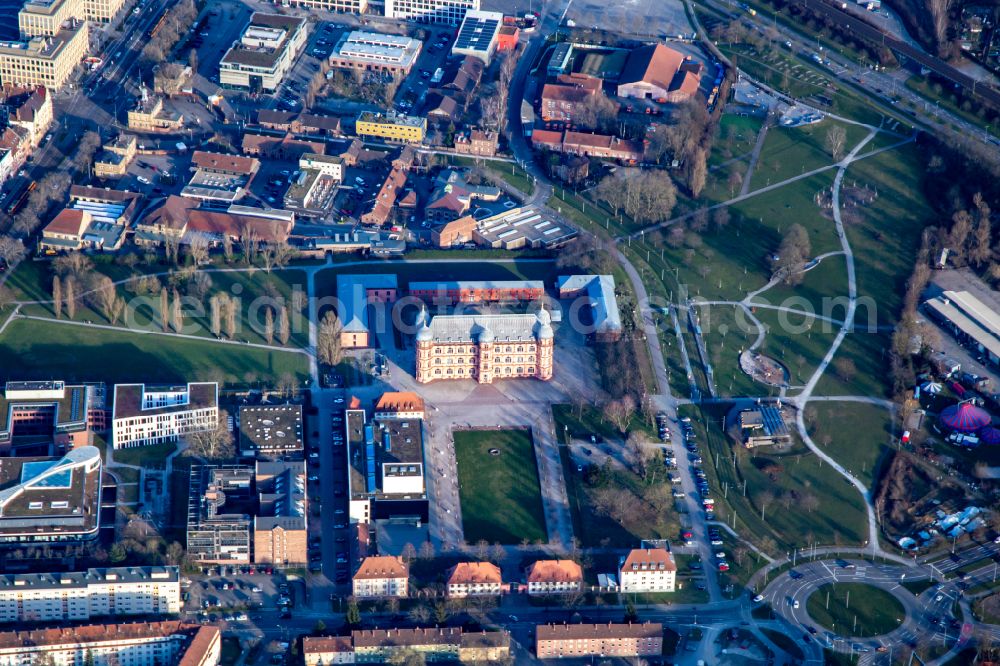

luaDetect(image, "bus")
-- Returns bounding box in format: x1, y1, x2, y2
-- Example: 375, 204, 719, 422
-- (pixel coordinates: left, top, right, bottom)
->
5, 180, 35, 215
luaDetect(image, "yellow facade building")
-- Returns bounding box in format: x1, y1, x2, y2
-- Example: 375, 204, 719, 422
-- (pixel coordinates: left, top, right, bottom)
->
355, 111, 426, 144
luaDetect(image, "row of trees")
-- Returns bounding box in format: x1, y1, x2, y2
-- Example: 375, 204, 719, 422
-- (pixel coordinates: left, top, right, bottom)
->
141, 0, 197, 64
11, 131, 100, 238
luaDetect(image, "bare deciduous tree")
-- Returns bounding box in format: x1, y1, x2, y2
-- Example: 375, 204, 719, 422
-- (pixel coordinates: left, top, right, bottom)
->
825, 125, 847, 161
317, 311, 343, 366
186, 409, 233, 459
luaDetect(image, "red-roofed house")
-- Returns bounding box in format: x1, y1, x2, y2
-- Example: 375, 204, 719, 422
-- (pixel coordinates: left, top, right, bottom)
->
526, 559, 584, 595
539, 73, 603, 125
619, 548, 676, 593
447, 562, 503, 598
40, 209, 90, 251
352, 556, 409, 599
361, 167, 407, 227
617, 44, 703, 103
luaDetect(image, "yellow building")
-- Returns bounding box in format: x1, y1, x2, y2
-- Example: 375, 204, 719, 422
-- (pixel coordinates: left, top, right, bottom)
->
0, 23, 88, 90
83, 0, 126, 22
94, 134, 137, 178
355, 111, 425, 144
127, 95, 184, 133
18, 0, 84, 38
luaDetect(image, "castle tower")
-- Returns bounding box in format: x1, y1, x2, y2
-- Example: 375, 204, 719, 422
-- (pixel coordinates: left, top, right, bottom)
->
415, 307, 433, 383
477, 325, 494, 384
536, 308, 554, 381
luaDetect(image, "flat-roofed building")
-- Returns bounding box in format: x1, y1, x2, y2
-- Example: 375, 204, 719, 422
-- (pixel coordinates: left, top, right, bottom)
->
373, 392, 425, 420
300, 153, 343, 179
18, 0, 122, 32
619, 548, 676, 593
356, 111, 425, 144
415, 309, 554, 384
0, 21, 88, 90
384, 0, 480, 24
557, 274, 622, 341
111, 383, 219, 449
253, 460, 307, 565
739, 405, 791, 449
473, 207, 577, 250
330, 31, 422, 76
0, 446, 103, 545
353, 555, 409, 599
220, 14, 307, 93
239, 405, 303, 459
337, 274, 399, 349
446, 561, 502, 597
526, 559, 583, 595
452, 10, 502, 65
409, 280, 544, 305
181, 151, 260, 203
0, 621, 221, 666
304, 628, 509, 664
283, 0, 366, 11
346, 409, 428, 526
0, 380, 104, 450
536, 622, 663, 659
187, 465, 253, 564
925, 289, 1000, 367
0, 566, 180, 624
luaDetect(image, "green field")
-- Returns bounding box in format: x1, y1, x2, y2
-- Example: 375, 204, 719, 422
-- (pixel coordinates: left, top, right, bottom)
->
805, 402, 894, 486
681, 404, 868, 551
9, 261, 311, 348
806, 583, 905, 637
748, 123, 866, 190
0, 318, 310, 385
453, 429, 547, 544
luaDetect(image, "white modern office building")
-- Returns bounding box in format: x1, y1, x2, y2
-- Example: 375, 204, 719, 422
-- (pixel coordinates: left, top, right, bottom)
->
384, 0, 480, 25
111, 383, 218, 449
220, 14, 307, 93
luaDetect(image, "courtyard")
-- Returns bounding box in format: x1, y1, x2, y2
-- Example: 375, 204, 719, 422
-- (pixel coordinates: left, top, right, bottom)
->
453, 428, 547, 544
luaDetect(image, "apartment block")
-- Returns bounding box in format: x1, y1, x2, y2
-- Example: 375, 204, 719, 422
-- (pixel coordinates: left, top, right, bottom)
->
0, 621, 220, 666
525, 559, 583, 596
446, 562, 502, 598
536, 622, 663, 659
384, 0, 480, 25
0, 566, 180, 624
111, 383, 218, 449
253, 460, 308, 566
352, 555, 409, 599
619, 548, 676, 593
304, 628, 509, 665
238, 404, 304, 459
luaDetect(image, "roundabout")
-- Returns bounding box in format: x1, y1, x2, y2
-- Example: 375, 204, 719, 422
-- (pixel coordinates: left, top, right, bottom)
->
805, 582, 904, 637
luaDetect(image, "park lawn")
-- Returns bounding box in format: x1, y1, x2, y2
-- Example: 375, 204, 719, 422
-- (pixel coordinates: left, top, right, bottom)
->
733, 172, 840, 256
748, 122, 866, 191
806, 583, 904, 637
842, 142, 932, 326
552, 404, 653, 442
113, 441, 177, 469
681, 403, 868, 551
805, 401, 894, 487
751, 308, 839, 387
656, 311, 694, 399
559, 447, 680, 548
694, 304, 761, 398
751, 253, 849, 318
813, 331, 893, 398
0, 319, 310, 385
15, 265, 310, 349
711, 114, 765, 167
635, 215, 776, 304
453, 429, 547, 544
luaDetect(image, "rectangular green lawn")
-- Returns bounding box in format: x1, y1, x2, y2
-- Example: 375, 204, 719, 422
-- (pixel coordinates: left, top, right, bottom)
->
0, 318, 310, 384
453, 428, 547, 544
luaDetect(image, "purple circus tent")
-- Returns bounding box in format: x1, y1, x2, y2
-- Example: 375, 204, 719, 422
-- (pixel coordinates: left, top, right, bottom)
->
941, 402, 992, 433
980, 427, 1000, 445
